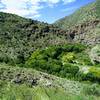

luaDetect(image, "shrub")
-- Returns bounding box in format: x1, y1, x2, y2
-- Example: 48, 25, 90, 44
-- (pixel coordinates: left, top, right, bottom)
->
75, 53, 92, 65
90, 45, 100, 64
62, 44, 86, 53
62, 63, 79, 77
81, 67, 100, 83
88, 67, 100, 82
25, 44, 91, 80
83, 84, 100, 96
61, 52, 75, 64
95, 64, 100, 67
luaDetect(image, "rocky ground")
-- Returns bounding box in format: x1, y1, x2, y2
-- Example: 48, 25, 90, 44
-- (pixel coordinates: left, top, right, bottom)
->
0, 63, 88, 95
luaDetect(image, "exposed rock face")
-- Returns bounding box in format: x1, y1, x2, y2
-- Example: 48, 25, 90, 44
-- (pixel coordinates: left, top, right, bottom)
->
54, 0, 100, 46
67, 20, 100, 46
90, 45, 100, 64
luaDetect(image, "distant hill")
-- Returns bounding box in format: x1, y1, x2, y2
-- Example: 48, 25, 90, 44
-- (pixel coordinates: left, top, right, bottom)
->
55, 0, 100, 30
54, 0, 100, 45
0, 12, 69, 64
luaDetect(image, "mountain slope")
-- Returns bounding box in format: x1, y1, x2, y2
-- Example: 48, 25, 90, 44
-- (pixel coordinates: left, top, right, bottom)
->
0, 2, 100, 100
55, 0, 100, 30
0, 0, 100, 65
0, 12, 70, 64
1, 0, 100, 65
54, 0, 100, 46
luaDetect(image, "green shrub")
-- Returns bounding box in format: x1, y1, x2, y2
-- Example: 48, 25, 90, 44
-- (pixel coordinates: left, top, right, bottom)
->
95, 64, 100, 67
25, 44, 93, 80
90, 45, 100, 64
62, 44, 86, 53
80, 67, 100, 83
62, 63, 79, 76
61, 52, 75, 64
83, 84, 100, 96
88, 67, 100, 82
75, 53, 92, 65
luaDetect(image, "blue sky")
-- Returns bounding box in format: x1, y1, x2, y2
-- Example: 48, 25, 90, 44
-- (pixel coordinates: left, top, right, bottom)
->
0, 0, 95, 23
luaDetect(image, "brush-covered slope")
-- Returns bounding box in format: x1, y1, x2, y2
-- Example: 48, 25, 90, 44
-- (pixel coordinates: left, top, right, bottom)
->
0, 12, 70, 64
0, 64, 100, 100
55, 0, 100, 45
55, 0, 100, 30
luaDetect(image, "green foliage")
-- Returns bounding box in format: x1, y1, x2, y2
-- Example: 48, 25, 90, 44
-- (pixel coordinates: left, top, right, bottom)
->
89, 67, 100, 78
61, 44, 86, 53
83, 84, 100, 96
0, 3, 100, 99
61, 52, 75, 64
75, 52, 92, 65
78, 67, 100, 83
96, 0, 100, 18
0, 81, 67, 100
0, 12, 68, 65
0, 64, 100, 100
95, 64, 100, 67
26, 44, 88, 79
86, 67, 100, 82
0, 80, 100, 100
90, 45, 100, 64
60, 63, 79, 78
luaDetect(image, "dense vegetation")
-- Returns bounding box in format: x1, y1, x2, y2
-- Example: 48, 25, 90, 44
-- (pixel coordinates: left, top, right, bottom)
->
0, 64, 100, 100
0, 0, 100, 99
26, 44, 100, 83
26, 44, 83, 77
0, 81, 100, 100
0, 0, 100, 65
0, 12, 70, 65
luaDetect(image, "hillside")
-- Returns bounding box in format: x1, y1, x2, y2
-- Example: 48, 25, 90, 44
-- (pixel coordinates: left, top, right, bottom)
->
0, 64, 100, 100
55, 0, 100, 29
0, 1, 100, 99
0, 12, 70, 65
0, 0, 100, 65
54, 0, 100, 45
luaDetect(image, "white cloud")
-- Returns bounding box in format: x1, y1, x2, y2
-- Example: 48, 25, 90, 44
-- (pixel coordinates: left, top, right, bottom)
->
63, 0, 76, 4
0, 0, 76, 18
0, 0, 43, 18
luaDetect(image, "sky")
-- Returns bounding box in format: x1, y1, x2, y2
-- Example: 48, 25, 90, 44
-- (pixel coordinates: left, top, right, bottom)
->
0, 0, 95, 23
